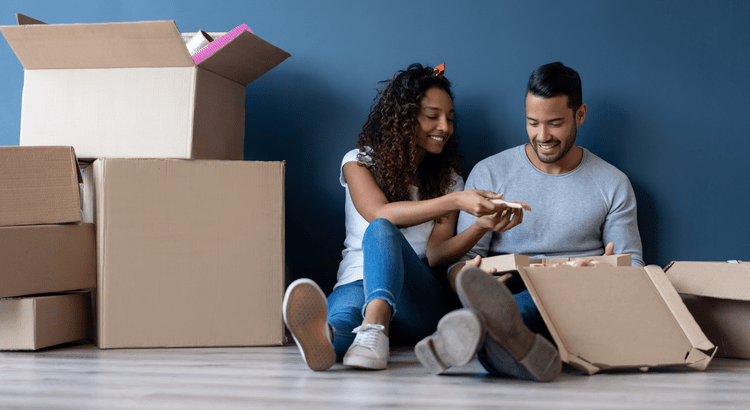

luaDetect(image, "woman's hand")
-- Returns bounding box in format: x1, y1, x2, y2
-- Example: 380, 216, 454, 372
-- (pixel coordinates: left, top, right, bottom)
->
451, 190, 506, 217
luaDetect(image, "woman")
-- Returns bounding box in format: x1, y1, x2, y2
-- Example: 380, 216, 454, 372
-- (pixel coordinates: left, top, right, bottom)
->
282, 63, 528, 371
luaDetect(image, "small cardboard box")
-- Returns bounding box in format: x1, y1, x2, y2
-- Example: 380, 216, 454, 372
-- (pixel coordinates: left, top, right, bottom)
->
516, 264, 716, 374
0, 292, 92, 350
0, 223, 96, 298
0, 146, 82, 227
92, 158, 285, 348
479, 253, 631, 273
1, 15, 290, 161
664, 261, 750, 359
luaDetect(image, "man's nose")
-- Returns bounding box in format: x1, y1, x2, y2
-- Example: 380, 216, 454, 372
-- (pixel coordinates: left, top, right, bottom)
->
538, 125, 551, 141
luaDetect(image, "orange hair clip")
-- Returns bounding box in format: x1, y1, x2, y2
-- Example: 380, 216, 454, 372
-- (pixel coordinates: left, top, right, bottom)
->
432, 63, 446, 77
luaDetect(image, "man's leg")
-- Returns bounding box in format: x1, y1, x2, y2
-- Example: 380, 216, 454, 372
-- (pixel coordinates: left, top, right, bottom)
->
456, 268, 561, 381
514, 290, 554, 342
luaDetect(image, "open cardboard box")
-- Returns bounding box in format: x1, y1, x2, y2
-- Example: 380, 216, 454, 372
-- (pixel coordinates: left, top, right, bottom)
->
92, 158, 285, 348
516, 264, 716, 374
664, 261, 750, 359
479, 253, 632, 273
0, 292, 92, 351
1, 14, 290, 161
0, 146, 82, 227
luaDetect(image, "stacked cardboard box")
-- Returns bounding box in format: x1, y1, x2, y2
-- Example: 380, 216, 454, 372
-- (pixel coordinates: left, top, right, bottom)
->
0, 146, 96, 350
479, 254, 717, 374
2, 14, 290, 349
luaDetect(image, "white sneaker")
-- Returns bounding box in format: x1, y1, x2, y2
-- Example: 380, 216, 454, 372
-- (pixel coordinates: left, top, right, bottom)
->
342, 324, 389, 370
282, 279, 336, 371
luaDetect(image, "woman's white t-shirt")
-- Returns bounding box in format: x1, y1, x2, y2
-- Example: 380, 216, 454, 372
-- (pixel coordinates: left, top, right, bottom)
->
335, 148, 465, 289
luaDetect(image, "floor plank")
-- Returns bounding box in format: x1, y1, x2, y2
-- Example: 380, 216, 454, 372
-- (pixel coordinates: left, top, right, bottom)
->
1, 341, 749, 409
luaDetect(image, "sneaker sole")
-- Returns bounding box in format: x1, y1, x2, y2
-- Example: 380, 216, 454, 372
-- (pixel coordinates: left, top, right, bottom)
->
342, 354, 387, 370
282, 279, 336, 371
415, 308, 485, 374
456, 268, 561, 382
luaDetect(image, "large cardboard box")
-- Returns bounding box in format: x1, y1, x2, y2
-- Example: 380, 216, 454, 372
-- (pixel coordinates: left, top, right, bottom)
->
516, 264, 716, 374
0, 292, 92, 350
0, 223, 96, 298
0, 15, 290, 161
0, 146, 82, 227
664, 261, 750, 359
92, 158, 285, 348
479, 253, 631, 273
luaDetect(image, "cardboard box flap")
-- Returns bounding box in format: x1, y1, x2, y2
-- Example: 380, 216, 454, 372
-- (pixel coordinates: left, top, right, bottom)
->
532, 254, 631, 267
16, 13, 46, 25
643, 265, 716, 349
685, 343, 718, 371
0, 19, 194, 69
561, 354, 600, 375
478, 254, 530, 273
566, 346, 715, 374
664, 261, 750, 301
196, 29, 290, 86
478, 253, 630, 274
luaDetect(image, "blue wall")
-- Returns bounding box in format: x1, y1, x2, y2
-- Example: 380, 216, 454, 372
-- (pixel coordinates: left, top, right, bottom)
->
1, 1, 748, 292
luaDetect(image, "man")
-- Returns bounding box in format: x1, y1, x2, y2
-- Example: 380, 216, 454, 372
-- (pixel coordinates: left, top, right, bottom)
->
415, 62, 644, 382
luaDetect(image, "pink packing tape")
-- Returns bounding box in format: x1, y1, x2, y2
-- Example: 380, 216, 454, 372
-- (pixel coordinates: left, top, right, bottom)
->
192, 24, 254, 64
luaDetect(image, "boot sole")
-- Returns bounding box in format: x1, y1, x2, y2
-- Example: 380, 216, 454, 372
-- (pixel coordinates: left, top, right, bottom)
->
415, 308, 485, 373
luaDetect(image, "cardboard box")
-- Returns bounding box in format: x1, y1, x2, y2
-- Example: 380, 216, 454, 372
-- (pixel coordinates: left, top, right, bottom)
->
664, 261, 750, 359
92, 158, 285, 348
0, 292, 92, 350
516, 264, 716, 374
479, 253, 631, 273
1, 15, 291, 161
0, 223, 96, 298
0, 146, 83, 227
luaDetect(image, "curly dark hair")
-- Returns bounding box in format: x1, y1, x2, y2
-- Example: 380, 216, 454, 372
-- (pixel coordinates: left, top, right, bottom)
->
356, 63, 463, 202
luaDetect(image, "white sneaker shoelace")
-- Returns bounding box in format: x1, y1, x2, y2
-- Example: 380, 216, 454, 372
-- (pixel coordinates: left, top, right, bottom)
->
351, 324, 386, 348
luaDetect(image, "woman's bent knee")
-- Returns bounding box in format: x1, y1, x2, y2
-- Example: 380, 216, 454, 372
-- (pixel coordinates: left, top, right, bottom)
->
364, 218, 399, 242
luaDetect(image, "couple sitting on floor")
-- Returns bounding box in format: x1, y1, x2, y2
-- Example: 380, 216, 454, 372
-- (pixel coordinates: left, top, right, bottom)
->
282, 61, 643, 382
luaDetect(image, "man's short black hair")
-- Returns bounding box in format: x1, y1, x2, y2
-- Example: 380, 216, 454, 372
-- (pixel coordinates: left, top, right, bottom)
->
526, 62, 582, 112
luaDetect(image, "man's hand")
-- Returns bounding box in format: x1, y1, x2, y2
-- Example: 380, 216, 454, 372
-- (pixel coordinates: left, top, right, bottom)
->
464, 255, 511, 284
604, 242, 615, 256
464, 254, 494, 272
476, 207, 525, 233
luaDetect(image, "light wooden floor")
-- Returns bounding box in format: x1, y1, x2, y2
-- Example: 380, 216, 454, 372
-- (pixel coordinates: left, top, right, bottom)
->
1, 341, 749, 410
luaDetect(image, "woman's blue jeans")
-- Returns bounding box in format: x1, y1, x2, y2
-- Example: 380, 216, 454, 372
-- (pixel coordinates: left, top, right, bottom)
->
326, 218, 459, 361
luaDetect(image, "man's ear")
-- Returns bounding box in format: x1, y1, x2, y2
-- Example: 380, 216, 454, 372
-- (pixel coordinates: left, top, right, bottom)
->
576, 103, 587, 126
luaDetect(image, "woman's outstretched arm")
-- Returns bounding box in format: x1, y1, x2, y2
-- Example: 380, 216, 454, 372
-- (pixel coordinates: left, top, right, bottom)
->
343, 161, 505, 228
